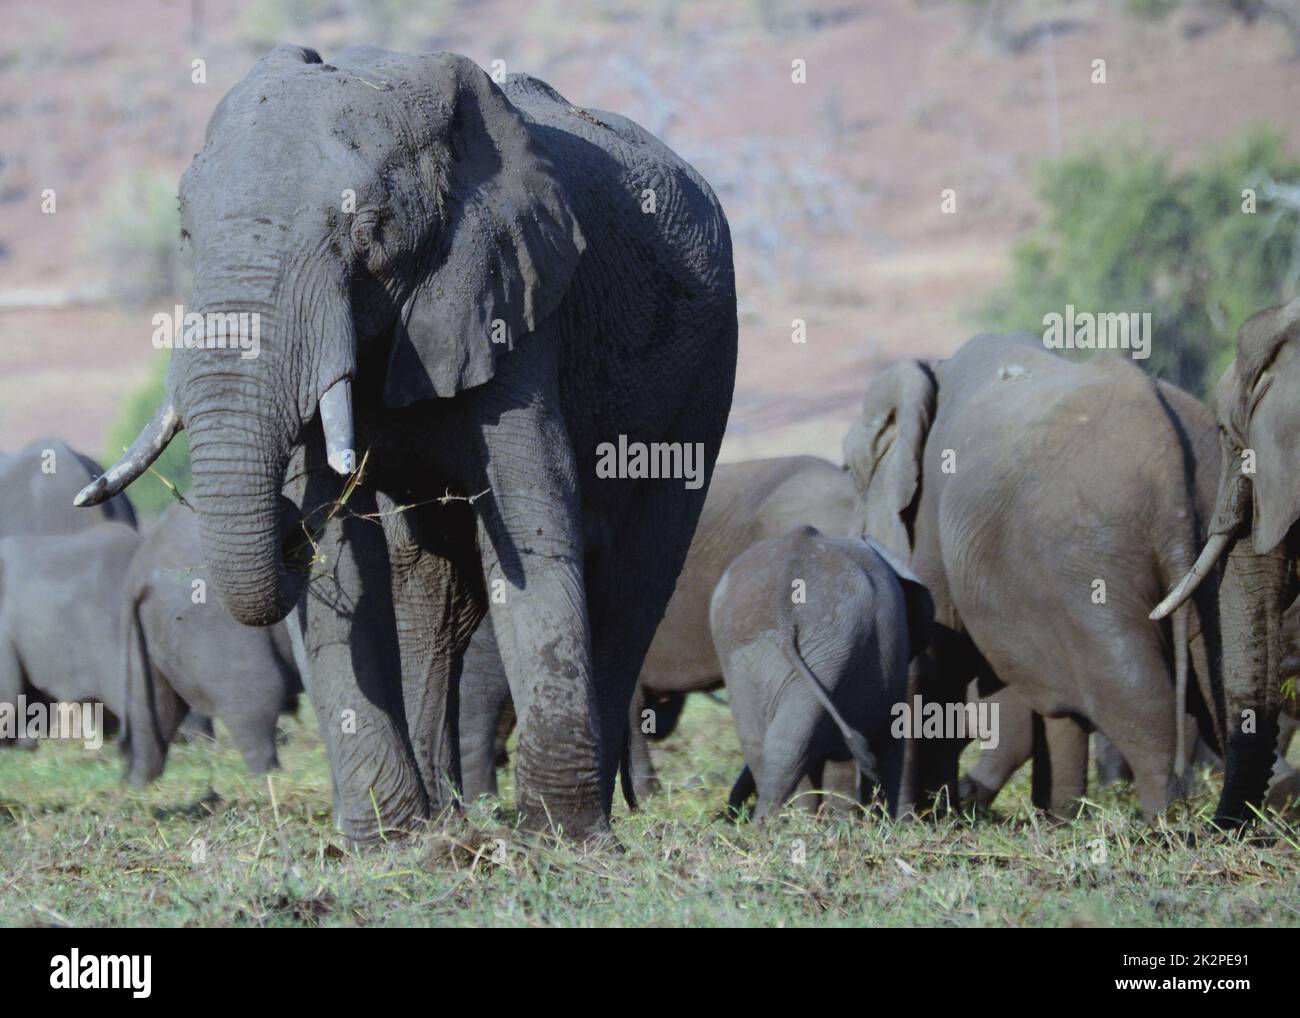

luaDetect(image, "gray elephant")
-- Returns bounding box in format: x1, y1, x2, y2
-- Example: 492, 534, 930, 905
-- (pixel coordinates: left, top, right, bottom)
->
0, 523, 140, 736
964, 597, 1300, 811
0, 505, 300, 776
0, 439, 136, 537
0, 441, 137, 748
458, 455, 859, 801
79, 46, 737, 842
121, 504, 302, 785
712, 527, 932, 820
1094, 722, 1299, 811
959, 685, 1205, 809
846, 334, 1225, 819
1153, 297, 1300, 825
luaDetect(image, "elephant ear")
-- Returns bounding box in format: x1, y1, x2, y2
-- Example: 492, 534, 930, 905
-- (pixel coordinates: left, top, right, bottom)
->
863, 537, 934, 660
843, 360, 936, 559
1231, 299, 1300, 553
333, 49, 587, 406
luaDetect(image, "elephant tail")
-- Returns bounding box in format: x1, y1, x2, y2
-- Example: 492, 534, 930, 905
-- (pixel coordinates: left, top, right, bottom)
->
118, 592, 146, 766
1158, 533, 1195, 779
120, 590, 169, 785
618, 728, 639, 813
1173, 600, 1189, 779
780, 633, 878, 785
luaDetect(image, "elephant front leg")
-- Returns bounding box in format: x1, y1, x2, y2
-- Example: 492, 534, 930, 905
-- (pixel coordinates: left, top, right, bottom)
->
480, 540, 602, 838
465, 347, 605, 841
383, 495, 483, 815
297, 483, 430, 841
457, 616, 514, 801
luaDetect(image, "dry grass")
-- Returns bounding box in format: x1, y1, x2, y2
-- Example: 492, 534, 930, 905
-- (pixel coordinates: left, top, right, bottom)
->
1, 697, 1297, 927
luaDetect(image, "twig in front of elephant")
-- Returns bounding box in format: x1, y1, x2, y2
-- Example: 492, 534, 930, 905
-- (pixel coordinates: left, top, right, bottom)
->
348, 487, 493, 525
368, 786, 388, 844
118, 446, 194, 512
291, 448, 374, 574
267, 774, 281, 829
291, 449, 491, 580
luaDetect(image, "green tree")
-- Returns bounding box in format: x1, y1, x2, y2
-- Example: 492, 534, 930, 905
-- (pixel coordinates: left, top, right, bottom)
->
979, 129, 1300, 396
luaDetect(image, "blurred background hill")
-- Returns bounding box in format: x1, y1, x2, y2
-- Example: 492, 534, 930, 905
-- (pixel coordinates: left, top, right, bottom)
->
3, 0, 1300, 516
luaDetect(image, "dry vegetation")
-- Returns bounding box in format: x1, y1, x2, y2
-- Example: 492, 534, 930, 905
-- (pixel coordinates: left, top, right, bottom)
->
2, 698, 1296, 927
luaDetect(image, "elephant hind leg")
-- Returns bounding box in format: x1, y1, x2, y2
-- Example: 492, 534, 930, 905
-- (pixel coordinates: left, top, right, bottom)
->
960, 685, 1034, 808
751, 708, 819, 823
585, 479, 716, 816
1091, 636, 1182, 817
0, 637, 36, 750
222, 700, 282, 776
1030, 713, 1088, 818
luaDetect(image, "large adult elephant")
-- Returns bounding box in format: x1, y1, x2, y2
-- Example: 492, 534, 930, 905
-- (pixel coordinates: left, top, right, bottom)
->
845, 334, 1223, 818
1152, 298, 1300, 825
458, 455, 859, 800
964, 599, 1300, 811
77, 46, 737, 842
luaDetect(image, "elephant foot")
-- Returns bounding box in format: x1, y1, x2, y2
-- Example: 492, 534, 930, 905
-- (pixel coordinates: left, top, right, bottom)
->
176, 714, 215, 744
1265, 772, 1300, 814
515, 792, 611, 845
332, 789, 437, 844
632, 776, 661, 802
957, 774, 999, 809
245, 754, 282, 777
513, 733, 608, 843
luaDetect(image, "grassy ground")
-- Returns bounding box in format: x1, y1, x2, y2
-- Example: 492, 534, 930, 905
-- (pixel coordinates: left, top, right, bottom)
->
1, 697, 1298, 928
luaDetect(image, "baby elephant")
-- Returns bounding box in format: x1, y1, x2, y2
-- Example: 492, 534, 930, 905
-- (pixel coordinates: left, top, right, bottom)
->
121, 504, 302, 785
713, 527, 932, 821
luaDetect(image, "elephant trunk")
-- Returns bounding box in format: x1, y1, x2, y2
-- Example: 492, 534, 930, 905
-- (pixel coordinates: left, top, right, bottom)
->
1214, 536, 1287, 826
185, 401, 304, 627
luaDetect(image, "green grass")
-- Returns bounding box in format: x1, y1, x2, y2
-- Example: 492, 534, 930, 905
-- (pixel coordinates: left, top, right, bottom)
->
1, 698, 1297, 927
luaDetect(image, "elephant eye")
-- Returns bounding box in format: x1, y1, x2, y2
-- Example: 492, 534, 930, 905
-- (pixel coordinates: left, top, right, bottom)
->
350, 214, 382, 258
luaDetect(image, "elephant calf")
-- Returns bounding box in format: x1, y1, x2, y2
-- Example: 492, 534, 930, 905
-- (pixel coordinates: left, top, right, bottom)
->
121, 504, 302, 785
458, 455, 860, 801
0, 503, 299, 779
712, 527, 932, 821
0, 523, 140, 738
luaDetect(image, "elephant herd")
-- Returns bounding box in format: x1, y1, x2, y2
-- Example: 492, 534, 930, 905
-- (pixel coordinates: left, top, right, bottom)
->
5, 48, 1298, 846
0, 441, 301, 781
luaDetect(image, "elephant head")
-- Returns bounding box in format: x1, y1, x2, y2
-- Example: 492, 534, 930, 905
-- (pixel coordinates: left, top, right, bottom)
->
842, 360, 936, 560
76, 45, 584, 626
1153, 297, 1300, 824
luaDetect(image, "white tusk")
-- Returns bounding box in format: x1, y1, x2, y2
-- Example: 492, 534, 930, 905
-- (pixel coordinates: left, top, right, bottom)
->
319, 377, 355, 475
1149, 532, 1232, 621
74, 403, 181, 506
